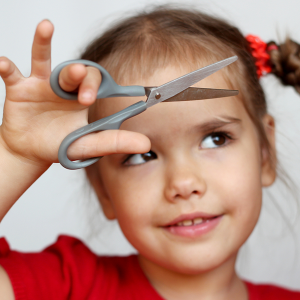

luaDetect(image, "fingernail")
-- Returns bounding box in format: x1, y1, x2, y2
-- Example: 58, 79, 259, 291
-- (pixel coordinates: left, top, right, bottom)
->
81, 91, 93, 102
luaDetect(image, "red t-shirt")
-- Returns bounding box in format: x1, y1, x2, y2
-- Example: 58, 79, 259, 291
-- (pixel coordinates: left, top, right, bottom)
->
0, 235, 299, 300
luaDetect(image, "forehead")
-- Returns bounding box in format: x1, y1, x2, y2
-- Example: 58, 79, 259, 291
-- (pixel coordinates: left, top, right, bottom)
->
95, 65, 247, 135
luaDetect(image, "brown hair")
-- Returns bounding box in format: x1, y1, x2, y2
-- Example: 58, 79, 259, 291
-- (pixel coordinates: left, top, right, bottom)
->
81, 6, 283, 166
268, 39, 300, 93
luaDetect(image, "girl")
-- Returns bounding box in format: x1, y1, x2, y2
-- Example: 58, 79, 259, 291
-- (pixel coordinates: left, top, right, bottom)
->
0, 6, 300, 300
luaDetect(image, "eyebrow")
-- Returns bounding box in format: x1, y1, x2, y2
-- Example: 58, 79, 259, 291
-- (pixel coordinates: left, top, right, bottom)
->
195, 116, 242, 132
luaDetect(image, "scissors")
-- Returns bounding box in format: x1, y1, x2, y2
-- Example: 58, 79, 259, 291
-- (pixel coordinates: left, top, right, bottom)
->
50, 56, 238, 170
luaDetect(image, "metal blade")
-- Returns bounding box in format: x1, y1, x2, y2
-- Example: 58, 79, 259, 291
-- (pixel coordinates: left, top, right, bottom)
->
146, 56, 237, 108
163, 87, 239, 102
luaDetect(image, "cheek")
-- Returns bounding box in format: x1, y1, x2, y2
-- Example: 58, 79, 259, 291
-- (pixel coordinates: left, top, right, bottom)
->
211, 138, 263, 236
99, 159, 163, 230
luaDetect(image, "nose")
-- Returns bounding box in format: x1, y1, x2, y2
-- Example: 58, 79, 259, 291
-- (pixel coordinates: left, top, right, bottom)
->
164, 156, 207, 202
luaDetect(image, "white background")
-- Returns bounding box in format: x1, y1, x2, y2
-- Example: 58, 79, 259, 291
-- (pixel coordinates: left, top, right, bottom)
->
1, 0, 300, 290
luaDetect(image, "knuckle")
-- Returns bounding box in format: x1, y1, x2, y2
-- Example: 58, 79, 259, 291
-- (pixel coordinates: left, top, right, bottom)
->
114, 130, 122, 153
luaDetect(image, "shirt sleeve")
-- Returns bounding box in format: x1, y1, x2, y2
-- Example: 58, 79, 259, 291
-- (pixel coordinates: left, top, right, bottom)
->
0, 235, 100, 300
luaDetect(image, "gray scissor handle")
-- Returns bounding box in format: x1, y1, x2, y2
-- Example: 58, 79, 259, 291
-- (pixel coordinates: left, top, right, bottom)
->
58, 101, 147, 169
50, 59, 146, 99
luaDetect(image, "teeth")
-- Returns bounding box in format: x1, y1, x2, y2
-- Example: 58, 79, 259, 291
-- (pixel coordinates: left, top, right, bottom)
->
194, 217, 203, 225
182, 220, 193, 226
176, 217, 204, 226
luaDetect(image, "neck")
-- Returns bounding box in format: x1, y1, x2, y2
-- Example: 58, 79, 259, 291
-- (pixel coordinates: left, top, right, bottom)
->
138, 254, 248, 300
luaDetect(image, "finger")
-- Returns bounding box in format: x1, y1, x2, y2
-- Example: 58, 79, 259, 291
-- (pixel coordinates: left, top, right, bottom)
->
78, 66, 102, 106
31, 19, 54, 78
67, 130, 151, 161
58, 63, 87, 92
0, 57, 23, 87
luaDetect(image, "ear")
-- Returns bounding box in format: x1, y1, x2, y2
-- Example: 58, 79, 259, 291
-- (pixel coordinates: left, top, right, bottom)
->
261, 114, 276, 187
85, 165, 116, 220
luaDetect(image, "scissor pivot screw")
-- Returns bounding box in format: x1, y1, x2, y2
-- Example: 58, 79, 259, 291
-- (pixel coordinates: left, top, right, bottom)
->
155, 92, 161, 99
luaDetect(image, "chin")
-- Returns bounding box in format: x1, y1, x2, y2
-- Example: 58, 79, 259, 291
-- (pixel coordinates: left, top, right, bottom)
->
151, 248, 237, 275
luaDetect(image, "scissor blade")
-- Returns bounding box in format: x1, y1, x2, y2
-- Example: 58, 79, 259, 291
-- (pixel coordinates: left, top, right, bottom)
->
146, 56, 237, 108
163, 87, 239, 102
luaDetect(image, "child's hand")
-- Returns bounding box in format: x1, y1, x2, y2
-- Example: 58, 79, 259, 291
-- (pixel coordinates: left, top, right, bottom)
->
0, 20, 150, 167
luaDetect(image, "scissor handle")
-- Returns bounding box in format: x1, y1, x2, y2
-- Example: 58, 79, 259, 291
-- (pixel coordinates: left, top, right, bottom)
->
58, 100, 147, 169
50, 59, 146, 99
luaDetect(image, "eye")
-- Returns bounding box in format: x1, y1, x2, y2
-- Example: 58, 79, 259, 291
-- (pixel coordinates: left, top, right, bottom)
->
124, 150, 157, 166
200, 132, 230, 149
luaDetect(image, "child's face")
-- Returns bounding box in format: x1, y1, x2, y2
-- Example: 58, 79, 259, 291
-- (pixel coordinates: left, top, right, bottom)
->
89, 65, 275, 274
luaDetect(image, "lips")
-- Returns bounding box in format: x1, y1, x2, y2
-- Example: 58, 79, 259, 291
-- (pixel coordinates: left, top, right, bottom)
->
163, 212, 223, 238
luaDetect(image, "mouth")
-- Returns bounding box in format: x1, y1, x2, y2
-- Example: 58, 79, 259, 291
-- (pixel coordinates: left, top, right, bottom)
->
163, 213, 223, 238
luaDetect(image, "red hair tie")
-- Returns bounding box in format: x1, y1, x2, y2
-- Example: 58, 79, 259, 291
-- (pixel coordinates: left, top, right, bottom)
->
267, 44, 279, 52
245, 34, 273, 78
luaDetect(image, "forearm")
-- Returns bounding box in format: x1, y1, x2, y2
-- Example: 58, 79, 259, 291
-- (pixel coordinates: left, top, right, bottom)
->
0, 135, 49, 222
